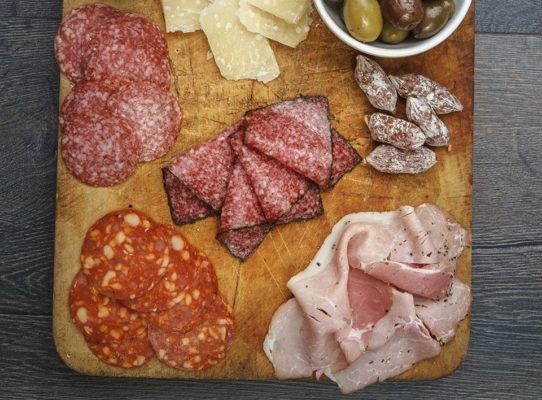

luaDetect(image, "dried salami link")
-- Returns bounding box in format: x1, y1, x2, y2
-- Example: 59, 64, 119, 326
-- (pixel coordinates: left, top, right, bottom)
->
81, 209, 170, 300
367, 144, 437, 174
354, 55, 397, 114
366, 113, 426, 150
149, 296, 235, 371
163, 168, 214, 225
406, 97, 450, 147
107, 81, 182, 162
54, 4, 120, 82
88, 336, 154, 369
59, 80, 121, 131
69, 271, 147, 344
389, 74, 463, 115
61, 111, 140, 187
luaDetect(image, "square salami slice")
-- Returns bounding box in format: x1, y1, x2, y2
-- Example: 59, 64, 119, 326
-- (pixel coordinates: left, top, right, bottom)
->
168, 122, 241, 211
219, 161, 267, 232
217, 225, 272, 261
328, 129, 363, 188
244, 97, 333, 187
276, 184, 323, 225
229, 129, 310, 222
163, 168, 214, 225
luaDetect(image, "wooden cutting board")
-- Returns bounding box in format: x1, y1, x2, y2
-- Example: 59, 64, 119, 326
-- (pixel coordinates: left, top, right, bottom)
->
53, 0, 473, 380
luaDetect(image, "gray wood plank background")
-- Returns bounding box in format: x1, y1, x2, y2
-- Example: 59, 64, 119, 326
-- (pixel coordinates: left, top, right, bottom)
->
0, 1, 541, 399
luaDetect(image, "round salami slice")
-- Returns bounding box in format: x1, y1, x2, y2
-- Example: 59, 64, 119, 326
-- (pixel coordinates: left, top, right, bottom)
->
149, 296, 235, 371
145, 247, 219, 333
83, 15, 171, 89
121, 230, 197, 313
69, 271, 147, 344
59, 80, 121, 131
81, 209, 170, 300
88, 336, 154, 369
61, 111, 140, 187
54, 4, 119, 82
108, 82, 182, 162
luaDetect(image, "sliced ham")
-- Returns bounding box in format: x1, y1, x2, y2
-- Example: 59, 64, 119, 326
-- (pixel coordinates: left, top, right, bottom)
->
415, 278, 471, 344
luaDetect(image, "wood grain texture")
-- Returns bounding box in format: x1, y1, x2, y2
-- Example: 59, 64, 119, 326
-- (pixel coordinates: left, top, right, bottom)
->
475, 0, 542, 34
52, 0, 473, 380
0, 0, 541, 398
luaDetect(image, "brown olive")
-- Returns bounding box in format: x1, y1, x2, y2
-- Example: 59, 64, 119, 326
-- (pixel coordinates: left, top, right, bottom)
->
343, 0, 383, 43
378, 21, 410, 44
379, 0, 424, 31
413, 0, 455, 39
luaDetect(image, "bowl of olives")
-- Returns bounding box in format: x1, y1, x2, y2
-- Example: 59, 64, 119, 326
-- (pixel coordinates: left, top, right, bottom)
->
314, 0, 472, 58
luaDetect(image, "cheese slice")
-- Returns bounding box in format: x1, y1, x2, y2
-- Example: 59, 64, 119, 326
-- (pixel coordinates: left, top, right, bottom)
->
247, 0, 311, 24
239, 0, 311, 48
200, 0, 280, 83
161, 0, 210, 33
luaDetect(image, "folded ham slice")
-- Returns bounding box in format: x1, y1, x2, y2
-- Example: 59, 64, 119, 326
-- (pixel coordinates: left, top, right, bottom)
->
264, 204, 471, 394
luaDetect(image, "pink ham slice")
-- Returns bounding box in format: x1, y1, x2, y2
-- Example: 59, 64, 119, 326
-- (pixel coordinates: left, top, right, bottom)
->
415, 278, 471, 344
327, 289, 441, 394
362, 260, 454, 300
168, 122, 240, 211
244, 97, 333, 187
230, 129, 310, 222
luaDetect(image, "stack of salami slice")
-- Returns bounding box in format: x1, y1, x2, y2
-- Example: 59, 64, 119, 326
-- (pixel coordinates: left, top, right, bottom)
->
164, 97, 362, 260
55, 5, 182, 187
70, 209, 235, 370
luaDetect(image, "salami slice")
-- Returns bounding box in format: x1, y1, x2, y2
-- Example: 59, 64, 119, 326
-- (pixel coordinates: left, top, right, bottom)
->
61, 111, 140, 187
163, 168, 214, 225
108, 82, 182, 162
244, 97, 333, 187
84, 30, 170, 89
276, 185, 323, 225
149, 295, 235, 371
88, 336, 154, 369
59, 80, 120, 131
168, 122, 240, 211
328, 129, 362, 187
217, 225, 272, 260
122, 230, 200, 313
81, 209, 170, 300
230, 130, 310, 222
219, 161, 267, 232
69, 271, 147, 344
54, 4, 119, 82
146, 245, 219, 332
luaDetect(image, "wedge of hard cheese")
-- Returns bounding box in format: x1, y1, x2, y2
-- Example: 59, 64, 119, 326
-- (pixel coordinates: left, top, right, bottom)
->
247, 0, 311, 24
200, 0, 280, 83
238, 0, 312, 48
161, 0, 210, 33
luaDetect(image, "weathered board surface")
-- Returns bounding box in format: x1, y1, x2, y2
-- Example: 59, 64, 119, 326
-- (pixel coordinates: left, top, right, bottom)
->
53, 0, 474, 381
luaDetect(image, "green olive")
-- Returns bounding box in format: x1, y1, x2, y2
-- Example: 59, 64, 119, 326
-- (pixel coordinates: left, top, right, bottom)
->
343, 0, 383, 43
380, 0, 424, 31
413, 0, 455, 39
378, 21, 410, 44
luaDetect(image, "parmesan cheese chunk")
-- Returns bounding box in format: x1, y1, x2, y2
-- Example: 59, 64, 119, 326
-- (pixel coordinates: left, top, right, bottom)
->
200, 0, 280, 83
247, 0, 311, 24
239, 0, 311, 48
161, 0, 210, 33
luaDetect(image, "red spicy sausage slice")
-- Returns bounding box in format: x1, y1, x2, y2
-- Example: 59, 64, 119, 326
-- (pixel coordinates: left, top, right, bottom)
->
59, 80, 120, 131
69, 271, 147, 344
54, 4, 119, 82
146, 245, 219, 333
88, 336, 154, 369
61, 112, 140, 187
108, 82, 182, 162
81, 209, 170, 300
149, 296, 235, 371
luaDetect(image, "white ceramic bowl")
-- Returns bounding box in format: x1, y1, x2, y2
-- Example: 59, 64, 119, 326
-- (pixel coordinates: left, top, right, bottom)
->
313, 0, 472, 58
